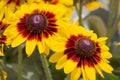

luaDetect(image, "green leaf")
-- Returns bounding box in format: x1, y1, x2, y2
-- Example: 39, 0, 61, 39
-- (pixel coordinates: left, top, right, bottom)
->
109, 74, 120, 80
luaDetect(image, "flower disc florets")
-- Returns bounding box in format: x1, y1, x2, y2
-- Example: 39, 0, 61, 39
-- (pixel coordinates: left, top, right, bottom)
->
75, 38, 96, 57
26, 13, 47, 32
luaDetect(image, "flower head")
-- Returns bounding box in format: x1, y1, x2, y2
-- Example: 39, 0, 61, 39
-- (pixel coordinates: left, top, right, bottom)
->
4, 3, 66, 56
49, 24, 113, 80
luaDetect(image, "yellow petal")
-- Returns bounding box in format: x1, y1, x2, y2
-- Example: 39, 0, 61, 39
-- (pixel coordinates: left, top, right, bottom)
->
100, 45, 109, 51
0, 44, 4, 56
49, 52, 64, 63
85, 66, 96, 80
0, 51, 4, 56
0, 7, 4, 20
4, 27, 19, 39
102, 59, 110, 63
97, 37, 108, 42
56, 55, 67, 69
95, 65, 104, 78
26, 40, 37, 57
85, 1, 103, 11
0, 1, 6, 20
43, 37, 52, 47
37, 41, 45, 54
50, 36, 66, 52
44, 46, 50, 55
70, 25, 85, 36
64, 60, 78, 74
117, 42, 120, 45
12, 35, 26, 47
81, 66, 88, 80
90, 33, 97, 40
57, 22, 71, 38
101, 52, 112, 58
2, 71, 7, 79
98, 60, 113, 73
70, 68, 81, 80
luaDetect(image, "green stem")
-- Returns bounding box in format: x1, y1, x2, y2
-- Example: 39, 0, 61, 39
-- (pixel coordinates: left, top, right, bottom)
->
79, 0, 83, 26
40, 54, 53, 80
107, 0, 119, 46
65, 73, 70, 80
107, 0, 117, 31
18, 45, 23, 80
75, 4, 79, 15
107, 16, 120, 46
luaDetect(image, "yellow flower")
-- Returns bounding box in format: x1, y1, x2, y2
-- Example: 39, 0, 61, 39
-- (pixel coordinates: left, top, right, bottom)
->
84, 1, 103, 11
4, 3, 66, 57
0, 71, 7, 80
49, 23, 113, 80
117, 42, 120, 45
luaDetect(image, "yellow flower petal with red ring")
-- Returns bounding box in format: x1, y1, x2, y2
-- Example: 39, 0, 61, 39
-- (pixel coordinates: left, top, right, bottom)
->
70, 68, 81, 80
49, 23, 113, 80
4, 3, 66, 56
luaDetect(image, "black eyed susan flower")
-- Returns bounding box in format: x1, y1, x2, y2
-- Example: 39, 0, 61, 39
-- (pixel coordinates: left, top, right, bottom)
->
49, 24, 113, 80
4, 3, 66, 56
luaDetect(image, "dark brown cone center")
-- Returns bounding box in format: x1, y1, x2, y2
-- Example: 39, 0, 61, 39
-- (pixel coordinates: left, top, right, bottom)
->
26, 13, 47, 32
75, 38, 96, 57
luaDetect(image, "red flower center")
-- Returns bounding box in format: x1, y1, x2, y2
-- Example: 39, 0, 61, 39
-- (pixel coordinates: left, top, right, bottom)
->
75, 38, 96, 57
26, 13, 47, 32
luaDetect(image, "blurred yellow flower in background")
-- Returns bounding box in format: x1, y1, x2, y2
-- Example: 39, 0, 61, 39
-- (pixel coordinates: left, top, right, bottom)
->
84, 1, 103, 11
0, 71, 7, 80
